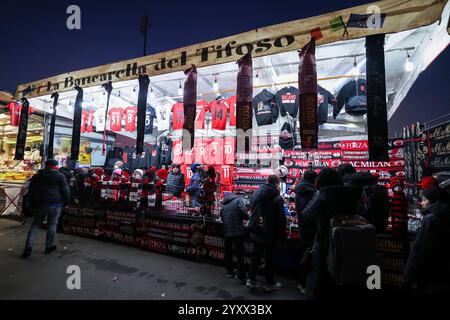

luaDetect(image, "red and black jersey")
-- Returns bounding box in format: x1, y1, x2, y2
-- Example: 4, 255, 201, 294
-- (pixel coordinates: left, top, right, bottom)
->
86, 110, 95, 133
7, 102, 33, 127
171, 102, 185, 130
81, 110, 88, 133
224, 137, 236, 165
227, 96, 237, 127
124, 106, 138, 132
195, 99, 209, 129
390, 191, 408, 238
207, 137, 224, 165
208, 99, 229, 130
108, 107, 124, 132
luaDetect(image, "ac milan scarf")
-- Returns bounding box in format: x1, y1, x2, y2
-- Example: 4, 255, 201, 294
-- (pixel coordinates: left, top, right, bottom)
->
70, 86, 83, 160
102, 81, 113, 155
137, 75, 150, 155
14, 98, 30, 160
183, 65, 197, 151
298, 38, 318, 150
366, 34, 389, 161
47, 92, 59, 158
236, 53, 253, 154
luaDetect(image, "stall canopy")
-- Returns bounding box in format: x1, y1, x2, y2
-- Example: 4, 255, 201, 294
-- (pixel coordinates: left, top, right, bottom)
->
0, 92, 13, 106
14, 0, 450, 139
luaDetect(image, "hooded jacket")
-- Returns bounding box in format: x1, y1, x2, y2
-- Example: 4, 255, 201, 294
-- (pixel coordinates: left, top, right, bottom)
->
166, 171, 185, 197
187, 164, 201, 203
404, 201, 450, 297
252, 183, 286, 242
27, 168, 70, 207
220, 193, 249, 238
295, 180, 318, 246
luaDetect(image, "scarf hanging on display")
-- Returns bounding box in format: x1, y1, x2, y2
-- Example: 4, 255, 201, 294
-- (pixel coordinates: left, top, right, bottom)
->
183, 65, 197, 151
136, 75, 150, 155
47, 92, 59, 158
14, 98, 30, 160
366, 34, 389, 161
298, 38, 318, 150
236, 53, 253, 155
102, 81, 113, 155
70, 86, 83, 161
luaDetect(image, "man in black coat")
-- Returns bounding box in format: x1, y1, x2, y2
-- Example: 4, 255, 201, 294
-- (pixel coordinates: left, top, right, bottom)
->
247, 175, 286, 292
22, 159, 70, 258
220, 192, 249, 282
295, 169, 318, 247
405, 177, 450, 297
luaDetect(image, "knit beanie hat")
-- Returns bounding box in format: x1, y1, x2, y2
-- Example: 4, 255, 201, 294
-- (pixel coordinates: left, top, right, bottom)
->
421, 176, 437, 191
134, 169, 144, 178
113, 169, 122, 177
121, 170, 131, 181
157, 168, 168, 181
389, 177, 404, 189
190, 163, 200, 173
45, 159, 58, 168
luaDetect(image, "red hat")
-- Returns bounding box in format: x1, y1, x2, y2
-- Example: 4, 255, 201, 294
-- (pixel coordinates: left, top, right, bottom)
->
389, 177, 403, 189
421, 176, 437, 191
156, 168, 168, 181
121, 171, 131, 181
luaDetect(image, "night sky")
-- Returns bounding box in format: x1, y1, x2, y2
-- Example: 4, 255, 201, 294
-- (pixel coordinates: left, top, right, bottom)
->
1, 0, 449, 134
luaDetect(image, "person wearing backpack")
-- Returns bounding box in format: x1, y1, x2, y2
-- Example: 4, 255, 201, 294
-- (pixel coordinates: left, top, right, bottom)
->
404, 176, 450, 297
302, 168, 370, 300
220, 192, 249, 283
345, 171, 390, 233
247, 175, 286, 292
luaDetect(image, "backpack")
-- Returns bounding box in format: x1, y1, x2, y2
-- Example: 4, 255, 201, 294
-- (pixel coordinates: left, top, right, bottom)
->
361, 184, 390, 233
327, 215, 377, 286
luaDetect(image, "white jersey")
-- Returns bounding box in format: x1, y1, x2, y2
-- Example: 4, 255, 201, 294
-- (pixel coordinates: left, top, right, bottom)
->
157, 102, 172, 131
94, 107, 106, 132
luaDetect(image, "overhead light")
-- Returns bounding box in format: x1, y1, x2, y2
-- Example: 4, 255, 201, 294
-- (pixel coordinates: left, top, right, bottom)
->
178, 82, 183, 96
150, 86, 155, 98
213, 76, 219, 93
405, 51, 414, 72
255, 70, 260, 85
351, 56, 359, 76
133, 87, 137, 93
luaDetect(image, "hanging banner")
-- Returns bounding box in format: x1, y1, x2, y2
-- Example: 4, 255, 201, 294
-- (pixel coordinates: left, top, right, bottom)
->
14, 98, 30, 160
102, 82, 113, 155
136, 75, 150, 155
298, 38, 318, 150
183, 65, 197, 151
366, 34, 389, 162
47, 92, 59, 158
70, 86, 83, 161
425, 122, 450, 171
236, 53, 253, 154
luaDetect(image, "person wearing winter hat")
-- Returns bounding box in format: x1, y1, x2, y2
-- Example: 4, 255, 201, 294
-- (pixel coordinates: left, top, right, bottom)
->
22, 159, 70, 258
166, 164, 185, 198
405, 176, 450, 297
389, 177, 409, 239
187, 163, 202, 207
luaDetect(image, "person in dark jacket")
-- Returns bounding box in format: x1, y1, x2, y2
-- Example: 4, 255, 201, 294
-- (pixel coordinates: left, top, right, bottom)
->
220, 192, 249, 282
58, 166, 72, 184
22, 159, 70, 258
405, 176, 450, 297
295, 170, 318, 246
294, 169, 318, 294
336, 163, 356, 180
165, 164, 185, 198
247, 175, 286, 292
302, 168, 360, 300
186, 163, 202, 207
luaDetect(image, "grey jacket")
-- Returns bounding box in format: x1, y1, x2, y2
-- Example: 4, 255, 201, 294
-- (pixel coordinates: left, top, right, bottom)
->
220, 192, 249, 238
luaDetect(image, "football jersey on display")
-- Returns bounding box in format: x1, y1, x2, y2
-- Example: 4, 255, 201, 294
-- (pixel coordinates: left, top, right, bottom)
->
7, 102, 33, 127
194, 138, 210, 164
81, 110, 88, 133
207, 138, 224, 165
227, 96, 237, 127
145, 105, 157, 134
214, 165, 234, 187
108, 108, 124, 132
195, 99, 209, 129
275, 87, 300, 118
224, 137, 236, 165
208, 99, 229, 130
86, 110, 95, 133
157, 102, 172, 131
94, 107, 106, 132
172, 139, 183, 164
124, 106, 138, 132
172, 102, 185, 130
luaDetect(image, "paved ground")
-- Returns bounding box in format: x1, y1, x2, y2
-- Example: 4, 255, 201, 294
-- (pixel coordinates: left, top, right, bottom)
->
0, 219, 304, 300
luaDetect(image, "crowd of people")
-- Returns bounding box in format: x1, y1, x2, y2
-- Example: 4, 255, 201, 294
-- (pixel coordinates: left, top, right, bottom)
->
220, 164, 450, 298
19, 158, 450, 299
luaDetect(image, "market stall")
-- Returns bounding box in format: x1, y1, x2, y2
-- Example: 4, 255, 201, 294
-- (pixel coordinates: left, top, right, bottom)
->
6, 0, 450, 288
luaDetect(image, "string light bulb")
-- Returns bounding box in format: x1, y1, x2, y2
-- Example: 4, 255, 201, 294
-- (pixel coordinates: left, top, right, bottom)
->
213, 76, 219, 93
178, 81, 183, 96
405, 51, 414, 72
351, 56, 359, 76
255, 70, 260, 85
150, 86, 155, 98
